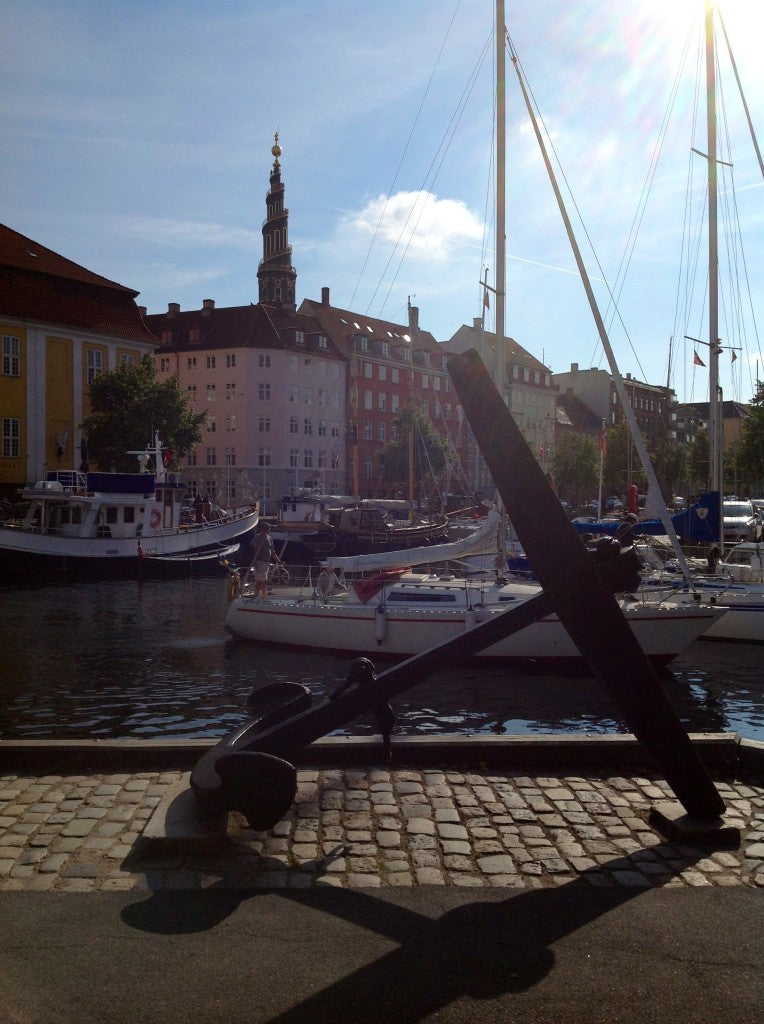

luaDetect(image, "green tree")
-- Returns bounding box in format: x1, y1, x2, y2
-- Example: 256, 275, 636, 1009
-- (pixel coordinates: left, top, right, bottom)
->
80, 356, 206, 472
651, 438, 687, 503
553, 430, 599, 507
377, 408, 450, 500
736, 381, 764, 495
687, 429, 709, 496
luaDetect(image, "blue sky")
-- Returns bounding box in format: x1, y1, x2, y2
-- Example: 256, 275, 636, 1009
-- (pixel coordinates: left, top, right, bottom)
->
2, 0, 762, 404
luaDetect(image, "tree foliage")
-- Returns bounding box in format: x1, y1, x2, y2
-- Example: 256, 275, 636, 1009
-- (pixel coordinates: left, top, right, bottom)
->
552, 430, 599, 506
80, 356, 206, 472
734, 380, 764, 495
376, 408, 451, 499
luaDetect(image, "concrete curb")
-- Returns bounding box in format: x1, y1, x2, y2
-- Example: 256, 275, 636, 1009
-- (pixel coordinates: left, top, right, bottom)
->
1, 731, 761, 776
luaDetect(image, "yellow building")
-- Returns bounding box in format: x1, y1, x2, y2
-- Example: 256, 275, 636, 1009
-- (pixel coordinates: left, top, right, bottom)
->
0, 224, 157, 496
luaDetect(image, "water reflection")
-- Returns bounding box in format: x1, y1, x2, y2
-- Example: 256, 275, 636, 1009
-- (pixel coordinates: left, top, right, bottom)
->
0, 578, 761, 741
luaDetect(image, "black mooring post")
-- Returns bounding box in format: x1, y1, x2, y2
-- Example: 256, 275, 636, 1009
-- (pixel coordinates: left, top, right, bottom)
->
448, 348, 724, 820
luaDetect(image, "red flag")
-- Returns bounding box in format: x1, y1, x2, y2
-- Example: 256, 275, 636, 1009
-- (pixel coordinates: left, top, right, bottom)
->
599, 425, 608, 456
693, 351, 705, 367
731, 350, 737, 363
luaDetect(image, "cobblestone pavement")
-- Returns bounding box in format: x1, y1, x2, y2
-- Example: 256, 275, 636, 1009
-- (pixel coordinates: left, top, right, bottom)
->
1, 768, 762, 892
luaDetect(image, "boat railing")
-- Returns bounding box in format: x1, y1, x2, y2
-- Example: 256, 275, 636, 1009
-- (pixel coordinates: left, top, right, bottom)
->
45, 470, 87, 492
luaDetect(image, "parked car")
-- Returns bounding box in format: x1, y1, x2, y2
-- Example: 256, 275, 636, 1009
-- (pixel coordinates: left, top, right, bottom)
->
605, 496, 623, 512
722, 499, 757, 543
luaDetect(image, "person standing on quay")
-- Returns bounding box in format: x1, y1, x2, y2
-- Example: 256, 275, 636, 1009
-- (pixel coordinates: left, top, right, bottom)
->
250, 521, 280, 598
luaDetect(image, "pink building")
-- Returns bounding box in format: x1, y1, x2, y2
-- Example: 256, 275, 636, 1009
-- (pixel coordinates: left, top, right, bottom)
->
147, 137, 347, 514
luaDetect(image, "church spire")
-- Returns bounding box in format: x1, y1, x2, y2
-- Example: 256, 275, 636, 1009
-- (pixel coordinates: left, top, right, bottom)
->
257, 131, 296, 311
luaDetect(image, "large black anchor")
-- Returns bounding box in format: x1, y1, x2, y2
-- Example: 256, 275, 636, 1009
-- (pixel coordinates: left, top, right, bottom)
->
191, 349, 725, 830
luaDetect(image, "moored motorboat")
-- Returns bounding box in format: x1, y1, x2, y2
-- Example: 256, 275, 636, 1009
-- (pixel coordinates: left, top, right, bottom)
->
0, 434, 259, 580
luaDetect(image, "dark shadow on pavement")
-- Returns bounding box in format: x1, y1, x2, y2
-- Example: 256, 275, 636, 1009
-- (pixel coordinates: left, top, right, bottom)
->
120, 840, 704, 1022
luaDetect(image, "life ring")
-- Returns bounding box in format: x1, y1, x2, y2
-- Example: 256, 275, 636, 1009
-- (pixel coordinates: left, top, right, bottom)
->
149, 508, 161, 530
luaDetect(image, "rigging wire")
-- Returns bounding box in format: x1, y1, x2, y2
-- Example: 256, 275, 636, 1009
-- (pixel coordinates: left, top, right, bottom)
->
348, 0, 463, 311
371, 30, 492, 320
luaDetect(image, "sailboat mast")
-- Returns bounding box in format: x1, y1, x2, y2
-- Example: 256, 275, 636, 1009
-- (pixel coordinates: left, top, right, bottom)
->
706, 0, 722, 502
494, 0, 506, 395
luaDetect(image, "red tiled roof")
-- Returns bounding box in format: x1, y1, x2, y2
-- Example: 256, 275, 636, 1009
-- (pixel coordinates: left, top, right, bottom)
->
0, 224, 158, 345
298, 299, 442, 356
145, 302, 345, 361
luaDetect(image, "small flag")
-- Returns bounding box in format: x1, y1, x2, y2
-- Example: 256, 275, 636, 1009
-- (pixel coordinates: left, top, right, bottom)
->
599, 424, 608, 456
693, 351, 705, 367
731, 350, 737, 363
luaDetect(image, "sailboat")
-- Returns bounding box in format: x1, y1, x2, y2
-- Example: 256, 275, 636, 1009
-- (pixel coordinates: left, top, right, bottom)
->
525, 1, 762, 643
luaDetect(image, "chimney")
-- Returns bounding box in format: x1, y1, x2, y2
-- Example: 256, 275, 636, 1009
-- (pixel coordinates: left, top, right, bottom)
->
321, 287, 330, 306
408, 303, 419, 332
473, 317, 482, 330
137, 305, 147, 317
167, 302, 180, 318
201, 298, 215, 316
570, 362, 578, 373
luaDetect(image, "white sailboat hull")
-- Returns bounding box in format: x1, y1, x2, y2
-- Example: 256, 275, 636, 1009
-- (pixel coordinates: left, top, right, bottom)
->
225, 577, 721, 666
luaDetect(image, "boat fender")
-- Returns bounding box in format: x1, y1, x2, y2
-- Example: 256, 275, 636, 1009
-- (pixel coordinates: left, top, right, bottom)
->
150, 507, 161, 530
375, 604, 387, 644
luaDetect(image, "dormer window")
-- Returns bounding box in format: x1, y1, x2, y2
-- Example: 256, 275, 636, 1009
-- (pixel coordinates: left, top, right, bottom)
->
316, 335, 328, 349
295, 330, 305, 345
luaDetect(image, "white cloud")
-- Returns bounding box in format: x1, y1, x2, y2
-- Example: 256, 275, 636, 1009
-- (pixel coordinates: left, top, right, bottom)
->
344, 190, 484, 260
111, 216, 258, 250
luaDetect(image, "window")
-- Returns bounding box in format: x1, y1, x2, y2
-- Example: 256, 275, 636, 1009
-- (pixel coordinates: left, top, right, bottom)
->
364, 362, 373, 379
289, 416, 299, 434
421, 401, 429, 417
289, 355, 298, 371
288, 385, 297, 403
379, 365, 387, 382
121, 353, 136, 366
259, 416, 271, 433
187, 356, 197, 370
86, 349, 103, 383
225, 448, 236, 467
2, 417, 20, 458
433, 375, 440, 391
289, 448, 299, 468
258, 353, 271, 368
206, 384, 216, 402
225, 383, 236, 400
226, 353, 236, 368
258, 382, 271, 400
206, 447, 216, 467
434, 402, 441, 419
364, 457, 373, 479
362, 390, 371, 410
318, 420, 327, 437
378, 392, 387, 412
331, 424, 340, 438
317, 335, 328, 349
303, 450, 313, 469
295, 330, 305, 345
382, 342, 390, 358
392, 367, 400, 384
445, 403, 452, 420
225, 414, 236, 432
187, 384, 197, 400
378, 422, 386, 441
189, 328, 200, 343
392, 394, 400, 414
331, 450, 340, 469
444, 378, 451, 393
364, 421, 373, 440
206, 417, 216, 433
304, 417, 313, 435
206, 355, 216, 370
159, 356, 171, 372
422, 374, 429, 389
187, 452, 197, 467
258, 448, 271, 467
318, 388, 327, 407
318, 450, 327, 468
392, 423, 399, 441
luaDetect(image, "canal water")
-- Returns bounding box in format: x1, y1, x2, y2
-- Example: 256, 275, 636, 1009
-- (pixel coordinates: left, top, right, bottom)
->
0, 576, 761, 742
